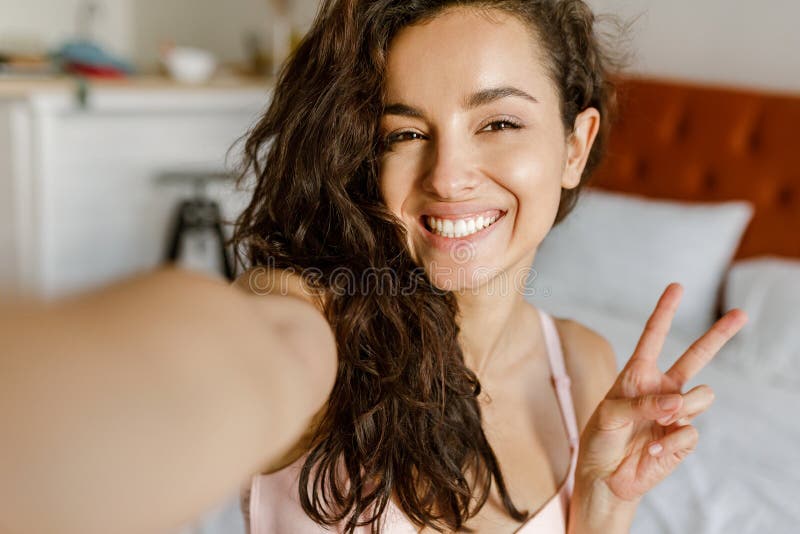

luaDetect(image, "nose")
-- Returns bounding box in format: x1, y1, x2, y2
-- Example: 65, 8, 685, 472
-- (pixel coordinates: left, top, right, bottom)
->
421, 135, 480, 199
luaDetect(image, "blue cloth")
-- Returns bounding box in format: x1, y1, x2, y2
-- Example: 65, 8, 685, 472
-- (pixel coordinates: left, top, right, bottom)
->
51, 39, 135, 74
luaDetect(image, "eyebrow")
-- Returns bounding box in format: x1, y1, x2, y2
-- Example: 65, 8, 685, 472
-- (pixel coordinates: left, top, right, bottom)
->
382, 85, 539, 119
464, 86, 540, 109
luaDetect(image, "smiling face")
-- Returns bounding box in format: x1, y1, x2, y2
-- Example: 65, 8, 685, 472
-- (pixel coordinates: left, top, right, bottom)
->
378, 6, 598, 293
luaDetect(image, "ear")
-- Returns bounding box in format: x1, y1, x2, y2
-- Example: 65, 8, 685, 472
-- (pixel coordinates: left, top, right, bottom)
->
561, 107, 601, 190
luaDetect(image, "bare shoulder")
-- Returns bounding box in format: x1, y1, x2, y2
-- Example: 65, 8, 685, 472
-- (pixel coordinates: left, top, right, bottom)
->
233, 266, 333, 475
551, 317, 618, 436
232, 265, 327, 312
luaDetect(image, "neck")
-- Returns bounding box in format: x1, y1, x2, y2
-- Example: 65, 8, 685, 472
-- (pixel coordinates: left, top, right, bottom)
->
454, 285, 531, 380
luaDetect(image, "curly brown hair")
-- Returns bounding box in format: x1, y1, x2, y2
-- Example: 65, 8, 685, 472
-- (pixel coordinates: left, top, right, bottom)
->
230, 1, 626, 532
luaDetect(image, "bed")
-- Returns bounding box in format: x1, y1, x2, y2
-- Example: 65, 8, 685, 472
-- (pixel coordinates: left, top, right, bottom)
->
176, 76, 800, 534
526, 75, 800, 533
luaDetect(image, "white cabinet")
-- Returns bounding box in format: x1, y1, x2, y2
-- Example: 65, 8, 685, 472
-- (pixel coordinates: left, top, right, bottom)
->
0, 78, 271, 298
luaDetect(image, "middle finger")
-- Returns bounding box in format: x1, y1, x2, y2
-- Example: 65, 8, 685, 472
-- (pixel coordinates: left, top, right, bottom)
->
656, 384, 715, 425
665, 309, 748, 387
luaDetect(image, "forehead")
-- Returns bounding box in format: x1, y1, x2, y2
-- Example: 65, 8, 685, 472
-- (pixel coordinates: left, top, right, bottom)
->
383, 7, 554, 106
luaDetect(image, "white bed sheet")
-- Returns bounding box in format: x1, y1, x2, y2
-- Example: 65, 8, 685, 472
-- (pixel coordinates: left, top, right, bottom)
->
177, 304, 800, 534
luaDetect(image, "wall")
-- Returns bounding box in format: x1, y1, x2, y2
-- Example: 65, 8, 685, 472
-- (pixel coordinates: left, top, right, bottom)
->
127, 0, 322, 70
587, 0, 800, 93
2, 1, 797, 91
0, 0, 133, 58
0, 0, 323, 71
129, 0, 270, 70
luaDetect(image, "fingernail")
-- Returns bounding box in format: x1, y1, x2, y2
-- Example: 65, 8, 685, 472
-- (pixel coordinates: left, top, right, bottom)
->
648, 443, 663, 456
657, 415, 674, 425
658, 395, 681, 410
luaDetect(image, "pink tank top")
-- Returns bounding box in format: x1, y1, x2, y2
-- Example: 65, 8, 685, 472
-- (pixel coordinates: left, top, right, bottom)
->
245, 309, 580, 533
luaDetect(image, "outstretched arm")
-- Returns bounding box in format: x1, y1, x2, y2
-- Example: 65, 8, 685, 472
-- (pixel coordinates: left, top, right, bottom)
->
0, 265, 337, 534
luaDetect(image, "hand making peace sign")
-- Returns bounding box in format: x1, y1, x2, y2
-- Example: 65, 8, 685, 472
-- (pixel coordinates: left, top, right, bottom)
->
575, 282, 749, 505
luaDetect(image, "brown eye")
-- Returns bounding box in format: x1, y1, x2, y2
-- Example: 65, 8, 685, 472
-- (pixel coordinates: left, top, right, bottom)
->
484, 119, 521, 132
384, 131, 426, 146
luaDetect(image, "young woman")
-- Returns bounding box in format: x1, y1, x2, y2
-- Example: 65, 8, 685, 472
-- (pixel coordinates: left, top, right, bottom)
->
0, 1, 747, 533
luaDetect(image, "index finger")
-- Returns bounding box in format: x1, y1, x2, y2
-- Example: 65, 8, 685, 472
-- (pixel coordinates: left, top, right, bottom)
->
625, 282, 684, 372
665, 308, 749, 387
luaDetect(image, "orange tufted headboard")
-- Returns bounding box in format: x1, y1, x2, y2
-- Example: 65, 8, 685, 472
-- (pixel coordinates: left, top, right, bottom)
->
589, 75, 800, 260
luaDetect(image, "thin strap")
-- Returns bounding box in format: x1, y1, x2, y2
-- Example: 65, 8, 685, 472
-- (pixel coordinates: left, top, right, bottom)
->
537, 310, 580, 451
248, 474, 260, 534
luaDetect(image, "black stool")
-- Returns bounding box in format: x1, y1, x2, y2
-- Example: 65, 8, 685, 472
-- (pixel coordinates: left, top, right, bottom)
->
158, 171, 234, 281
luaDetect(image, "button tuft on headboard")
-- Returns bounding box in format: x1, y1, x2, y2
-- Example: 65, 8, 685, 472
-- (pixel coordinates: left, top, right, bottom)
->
702, 170, 718, 191
745, 120, 763, 154
671, 114, 691, 144
635, 159, 650, 181
776, 185, 796, 208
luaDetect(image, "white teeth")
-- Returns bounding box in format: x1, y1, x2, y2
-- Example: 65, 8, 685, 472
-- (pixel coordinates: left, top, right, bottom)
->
454, 219, 467, 237
426, 213, 501, 238
442, 219, 454, 235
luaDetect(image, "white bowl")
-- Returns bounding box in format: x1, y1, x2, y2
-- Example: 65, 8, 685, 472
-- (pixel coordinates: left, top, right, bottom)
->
162, 47, 217, 84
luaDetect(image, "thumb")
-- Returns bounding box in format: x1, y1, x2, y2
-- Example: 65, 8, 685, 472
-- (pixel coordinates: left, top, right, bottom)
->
596, 393, 683, 431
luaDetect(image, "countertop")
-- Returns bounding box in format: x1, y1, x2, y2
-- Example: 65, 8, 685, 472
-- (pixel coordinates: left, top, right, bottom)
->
0, 73, 275, 97
0, 74, 275, 112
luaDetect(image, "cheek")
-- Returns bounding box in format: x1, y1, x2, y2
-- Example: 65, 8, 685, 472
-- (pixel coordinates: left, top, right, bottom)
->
485, 140, 563, 203
378, 158, 415, 218
486, 140, 565, 250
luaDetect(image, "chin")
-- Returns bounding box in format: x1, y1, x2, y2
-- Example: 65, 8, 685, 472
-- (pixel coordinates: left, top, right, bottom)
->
420, 259, 510, 294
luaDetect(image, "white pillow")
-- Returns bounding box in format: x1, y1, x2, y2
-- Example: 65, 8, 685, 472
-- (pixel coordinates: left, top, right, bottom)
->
719, 257, 800, 390
525, 188, 754, 340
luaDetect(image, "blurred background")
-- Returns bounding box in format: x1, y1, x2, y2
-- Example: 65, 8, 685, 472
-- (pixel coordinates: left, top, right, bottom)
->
0, 0, 798, 298
0, 0, 321, 298
0, 0, 320, 75
1, 2, 798, 534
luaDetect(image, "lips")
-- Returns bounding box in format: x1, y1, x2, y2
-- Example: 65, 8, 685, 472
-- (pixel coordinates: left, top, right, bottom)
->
423, 212, 502, 237
419, 208, 506, 225
417, 209, 507, 252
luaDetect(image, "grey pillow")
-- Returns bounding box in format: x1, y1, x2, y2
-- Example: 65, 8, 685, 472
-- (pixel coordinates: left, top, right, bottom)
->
719, 257, 800, 390
525, 187, 753, 340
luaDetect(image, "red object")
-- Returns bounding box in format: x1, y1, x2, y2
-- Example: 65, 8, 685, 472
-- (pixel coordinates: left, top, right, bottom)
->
65, 61, 127, 78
